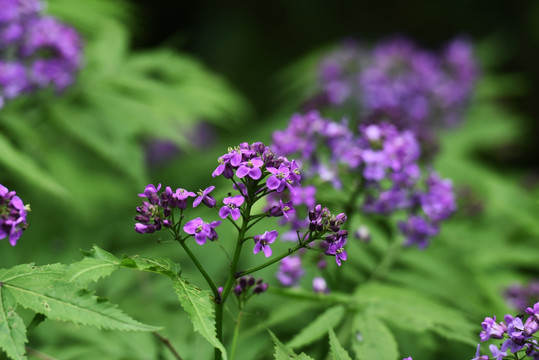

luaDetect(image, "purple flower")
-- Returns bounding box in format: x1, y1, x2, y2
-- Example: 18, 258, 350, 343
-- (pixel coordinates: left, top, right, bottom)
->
266, 164, 290, 192
21, 16, 82, 92
253, 230, 278, 257
183, 217, 214, 245
526, 302, 539, 322
218, 194, 244, 221
398, 215, 439, 249
479, 316, 507, 341
208, 220, 221, 241
488, 344, 507, 360
268, 199, 295, 221
193, 186, 216, 208
420, 172, 456, 222
173, 188, 196, 209
138, 183, 161, 204
276, 256, 305, 287
312, 277, 329, 294
325, 238, 347, 266
236, 157, 263, 180
0, 183, 29, 246
471, 344, 489, 360
0, 61, 29, 104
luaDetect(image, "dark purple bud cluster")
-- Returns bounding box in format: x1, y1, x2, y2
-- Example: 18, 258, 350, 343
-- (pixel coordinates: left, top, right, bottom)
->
0, 0, 83, 109
0, 183, 29, 246
135, 183, 195, 234
233, 276, 268, 298
476, 302, 539, 358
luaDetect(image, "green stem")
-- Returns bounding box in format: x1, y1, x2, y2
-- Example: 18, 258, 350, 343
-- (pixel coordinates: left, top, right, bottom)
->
215, 200, 253, 360
229, 308, 244, 360
238, 242, 305, 277
177, 239, 219, 298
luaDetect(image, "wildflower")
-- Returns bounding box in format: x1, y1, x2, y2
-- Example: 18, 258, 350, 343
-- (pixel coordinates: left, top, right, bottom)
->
183, 217, 216, 245
276, 256, 305, 287
236, 157, 264, 180
173, 188, 196, 209
312, 277, 329, 294
218, 194, 244, 221
193, 186, 216, 208
0, 184, 29, 246
479, 316, 507, 341
253, 230, 278, 257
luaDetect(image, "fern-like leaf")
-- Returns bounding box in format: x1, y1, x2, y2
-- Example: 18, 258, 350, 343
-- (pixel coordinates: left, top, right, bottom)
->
269, 330, 315, 360
171, 277, 226, 360
328, 328, 352, 360
0, 287, 27, 360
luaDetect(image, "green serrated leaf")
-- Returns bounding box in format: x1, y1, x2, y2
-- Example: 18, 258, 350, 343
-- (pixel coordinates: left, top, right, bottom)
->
287, 305, 345, 349
328, 328, 352, 360
0, 264, 66, 289
3, 282, 159, 332
352, 312, 398, 360
171, 277, 226, 360
66, 246, 121, 287
0, 287, 27, 360
269, 330, 315, 360
120, 255, 179, 278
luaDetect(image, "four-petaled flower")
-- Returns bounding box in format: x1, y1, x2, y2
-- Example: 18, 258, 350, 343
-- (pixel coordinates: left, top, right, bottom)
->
219, 195, 244, 221
183, 217, 214, 245
253, 230, 278, 257
266, 164, 291, 192
236, 157, 263, 180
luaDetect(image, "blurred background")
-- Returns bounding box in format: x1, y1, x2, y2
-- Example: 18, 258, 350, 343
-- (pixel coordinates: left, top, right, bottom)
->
131, 0, 538, 171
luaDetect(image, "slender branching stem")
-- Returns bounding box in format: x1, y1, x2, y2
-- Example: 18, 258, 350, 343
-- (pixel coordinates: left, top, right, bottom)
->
177, 239, 219, 298
153, 332, 183, 360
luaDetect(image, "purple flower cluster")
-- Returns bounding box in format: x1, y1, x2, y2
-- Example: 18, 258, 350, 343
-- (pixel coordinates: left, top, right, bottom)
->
272, 111, 456, 248
505, 281, 539, 313
212, 142, 301, 195
311, 37, 478, 149
0, 0, 82, 108
0, 183, 29, 246
476, 303, 539, 358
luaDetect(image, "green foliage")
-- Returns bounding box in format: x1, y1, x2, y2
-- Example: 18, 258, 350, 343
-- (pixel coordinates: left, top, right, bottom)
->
270, 331, 315, 360
328, 328, 353, 360
0, 288, 27, 360
286, 305, 345, 349
352, 312, 398, 360
0, 261, 159, 360
172, 278, 227, 360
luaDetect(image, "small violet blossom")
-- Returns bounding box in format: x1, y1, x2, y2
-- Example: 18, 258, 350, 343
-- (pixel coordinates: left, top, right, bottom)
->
219, 194, 244, 221
183, 217, 220, 245
236, 157, 263, 180
193, 186, 216, 208
312, 277, 329, 294
276, 256, 305, 287
0, 183, 29, 246
253, 230, 278, 257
